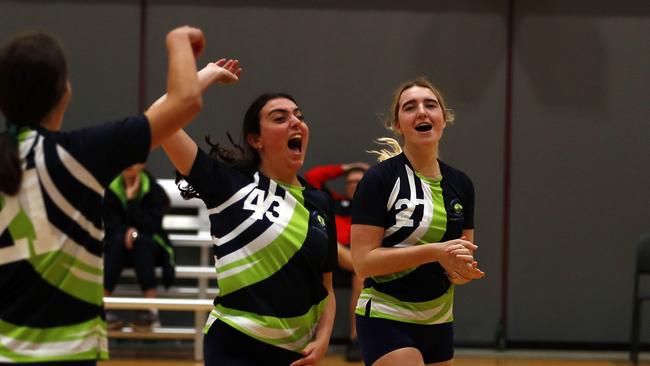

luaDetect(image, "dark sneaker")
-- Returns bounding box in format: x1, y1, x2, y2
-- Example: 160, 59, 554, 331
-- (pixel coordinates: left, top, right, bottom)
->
106, 311, 123, 330
133, 310, 160, 332
345, 339, 362, 362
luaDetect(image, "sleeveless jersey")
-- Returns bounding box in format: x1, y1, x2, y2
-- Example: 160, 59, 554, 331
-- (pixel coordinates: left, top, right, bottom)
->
184, 149, 337, 353
351, 153, 474, 325
0, 116, 150, 363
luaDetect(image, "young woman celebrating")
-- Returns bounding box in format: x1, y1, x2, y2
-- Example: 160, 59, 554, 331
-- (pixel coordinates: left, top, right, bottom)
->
160, 66, 337, 365
0, 26, 235, 364
350, 77, 485, 366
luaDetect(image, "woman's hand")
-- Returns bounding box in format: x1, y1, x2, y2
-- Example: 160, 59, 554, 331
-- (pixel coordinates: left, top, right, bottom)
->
437, 239, 484, 280
167, 26, 205, 58
197, 59, 242, 90
213, 58, 241, 83
446, 265, 476, 285
289, 337, 329, 366
445, 234, 483, 284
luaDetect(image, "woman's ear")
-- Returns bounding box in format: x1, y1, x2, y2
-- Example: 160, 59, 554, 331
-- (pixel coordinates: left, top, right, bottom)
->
393, 121, 403, 135
246, 134, 262, 151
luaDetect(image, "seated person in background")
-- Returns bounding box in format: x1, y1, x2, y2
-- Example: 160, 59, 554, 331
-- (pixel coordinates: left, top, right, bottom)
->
304, 161, 368, 362
102, 163, 175, 330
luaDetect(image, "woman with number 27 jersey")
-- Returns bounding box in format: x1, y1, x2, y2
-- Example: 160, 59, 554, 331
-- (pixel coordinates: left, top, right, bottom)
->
350, 77, 485, 366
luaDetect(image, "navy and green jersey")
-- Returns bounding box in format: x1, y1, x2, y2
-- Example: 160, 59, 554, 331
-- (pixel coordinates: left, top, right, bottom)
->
103, 170, 175, 275
184, 149, 337, 352
0, 115, 150, 363
351, 153, 474, 325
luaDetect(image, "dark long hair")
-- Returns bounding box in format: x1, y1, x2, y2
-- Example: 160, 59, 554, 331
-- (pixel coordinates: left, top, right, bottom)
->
0, 31, 68, 195
177, 92, 297, 200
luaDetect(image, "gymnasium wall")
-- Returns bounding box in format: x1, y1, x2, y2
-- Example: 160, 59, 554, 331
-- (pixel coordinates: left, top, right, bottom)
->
1, 0, 648, 347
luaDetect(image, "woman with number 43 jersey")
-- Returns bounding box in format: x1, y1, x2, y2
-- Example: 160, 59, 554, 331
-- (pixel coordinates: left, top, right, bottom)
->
159, 62, 337, 366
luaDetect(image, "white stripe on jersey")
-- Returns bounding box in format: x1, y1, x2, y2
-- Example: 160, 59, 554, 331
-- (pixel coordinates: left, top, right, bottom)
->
69, 265, 102, 283
358, 295, 453, 324
60, 241, 103, 270
385, 165, 428, 238
211, 308, 300, 339
208, 172, 260, 215
370, 298, 445, 321
34, 138, 104, 242
0, 152, 103, 270
280, 333, 314, 352
214, 179, 278, 247
218, 259, 259, 278
0, 193, 19, 233
386, 177, 400, 212
0, 238, 30, 265
216, 188, 297, 268
56, 145, 103, 195
0, 325, 106, 357
398, 175, 434, 246
22, 166, 59, 255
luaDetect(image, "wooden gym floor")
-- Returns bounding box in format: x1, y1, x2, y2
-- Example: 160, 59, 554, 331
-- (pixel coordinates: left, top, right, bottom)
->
99, 347, 649, 366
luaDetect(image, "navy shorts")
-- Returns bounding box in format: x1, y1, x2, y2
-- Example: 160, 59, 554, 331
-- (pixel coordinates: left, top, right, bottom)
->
356, 314, 454, 365
204, 319, 303, 366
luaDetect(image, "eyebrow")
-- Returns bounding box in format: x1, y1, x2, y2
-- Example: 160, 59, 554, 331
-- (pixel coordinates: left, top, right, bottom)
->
267, 108, 302, 116
402, 98, 439, 107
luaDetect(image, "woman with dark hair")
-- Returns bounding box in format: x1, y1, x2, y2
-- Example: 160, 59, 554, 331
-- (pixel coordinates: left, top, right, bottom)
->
350, 77, 485, 366
160, 70, 337, 365
0, 26, 234, 364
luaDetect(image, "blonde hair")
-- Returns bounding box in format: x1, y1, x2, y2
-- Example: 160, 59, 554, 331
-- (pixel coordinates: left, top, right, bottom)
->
370, 77, 454, 162
367, 137, 402, 162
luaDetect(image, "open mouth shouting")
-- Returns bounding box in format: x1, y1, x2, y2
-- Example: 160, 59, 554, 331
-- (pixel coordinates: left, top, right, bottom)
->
288, 134, 303, 152
414, 122, 433, 132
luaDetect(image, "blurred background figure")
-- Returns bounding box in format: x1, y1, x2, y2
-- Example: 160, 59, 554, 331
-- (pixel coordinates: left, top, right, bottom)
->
102, 163, 175, 331
305, 161, 369, 362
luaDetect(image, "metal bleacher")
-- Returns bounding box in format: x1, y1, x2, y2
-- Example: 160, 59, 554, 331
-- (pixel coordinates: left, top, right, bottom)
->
105, 178, 215, 360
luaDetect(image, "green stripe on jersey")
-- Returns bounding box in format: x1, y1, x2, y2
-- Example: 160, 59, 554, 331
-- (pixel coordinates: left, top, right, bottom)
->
4, 199, 37, 247
355, 285, 455, 325
361, 172, 452, 324
416, 173, 447, 245
205, 297, 328, 352
216, 188, 309, 295
370, 173, 447, 285
278, 182, 305, 205
29, 251, 103, 305
0, 317, 108, 362
1, 195, 103, 305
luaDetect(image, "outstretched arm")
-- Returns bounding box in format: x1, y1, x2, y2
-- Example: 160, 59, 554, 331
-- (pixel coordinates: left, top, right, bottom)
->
145, 26, 205, 148
155, 59, 241, 175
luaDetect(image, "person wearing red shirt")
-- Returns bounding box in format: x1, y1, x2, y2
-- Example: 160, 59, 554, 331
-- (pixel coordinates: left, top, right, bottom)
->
305, 162, 368, 362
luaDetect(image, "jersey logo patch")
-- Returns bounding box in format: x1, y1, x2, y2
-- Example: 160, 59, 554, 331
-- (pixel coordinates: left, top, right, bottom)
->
452, 200, 463, 214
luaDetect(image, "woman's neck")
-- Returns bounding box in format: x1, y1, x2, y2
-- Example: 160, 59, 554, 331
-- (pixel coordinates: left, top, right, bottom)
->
403, 142, 441, 179
258, 163, 301, 187
40, 82, 71, 131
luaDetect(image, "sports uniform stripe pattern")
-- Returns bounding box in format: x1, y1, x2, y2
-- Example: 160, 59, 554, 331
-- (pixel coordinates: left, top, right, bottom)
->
0, 130, 110, 362
188, 150, 335, 353
354, 157, 454, 325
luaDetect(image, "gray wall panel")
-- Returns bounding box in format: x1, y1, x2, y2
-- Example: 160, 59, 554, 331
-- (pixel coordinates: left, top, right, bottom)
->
3, 0, 647, 348
145, 1, 506, 343
509, 0, 650, 343
0, 1, 141, 130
